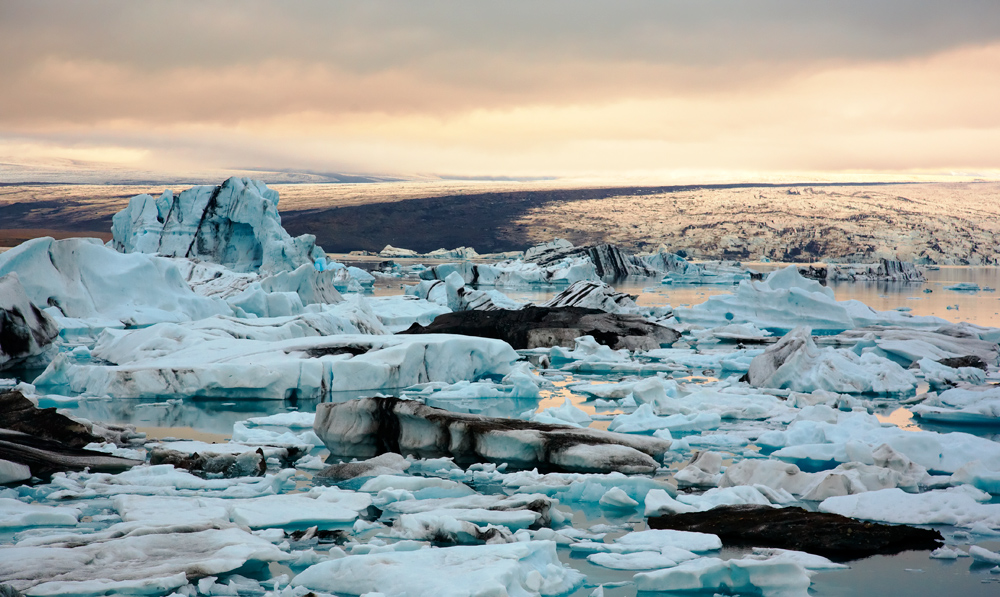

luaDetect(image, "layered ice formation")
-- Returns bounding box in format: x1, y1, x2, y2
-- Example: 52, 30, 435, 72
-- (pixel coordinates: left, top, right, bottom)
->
36, 330, 518, 399
112, 177, 324, 274
675, 266, 947, 333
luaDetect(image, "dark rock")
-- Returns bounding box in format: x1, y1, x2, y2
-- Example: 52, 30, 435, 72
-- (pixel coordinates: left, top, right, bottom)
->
398, 306, 679, 350
0, 429, 142, 480
938, 355, 988, 371
797, 265, 828, 281
317, 452, 409, 481
0, 390, 101, 449
313, 396, 672, 474
150, 447, 267, 478
648, 504, 943, 561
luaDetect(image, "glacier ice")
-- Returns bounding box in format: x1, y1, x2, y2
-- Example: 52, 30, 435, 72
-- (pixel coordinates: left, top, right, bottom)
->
747, 327, 917, 394
112, 177, 324, 275
291, 540, 584, 597
35, 331, 518, 399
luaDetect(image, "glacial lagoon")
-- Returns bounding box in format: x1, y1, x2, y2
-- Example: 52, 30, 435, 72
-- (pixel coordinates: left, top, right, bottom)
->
8, 265, 1000, 596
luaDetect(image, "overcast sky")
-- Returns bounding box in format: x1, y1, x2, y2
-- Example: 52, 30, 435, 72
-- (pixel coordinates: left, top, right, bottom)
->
3, 1, 1000, 181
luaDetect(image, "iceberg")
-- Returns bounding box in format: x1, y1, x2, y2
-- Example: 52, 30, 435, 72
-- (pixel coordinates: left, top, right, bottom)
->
746, 327, 917, 394
111, 177, 323, 274
313, 396, 671, 473
291, 541, 583, 596
675, 266, 947, 333
819, 486, 1000, 530
0, 237, 233, 328
36, 331, 518, 399
0, 524, 289, 597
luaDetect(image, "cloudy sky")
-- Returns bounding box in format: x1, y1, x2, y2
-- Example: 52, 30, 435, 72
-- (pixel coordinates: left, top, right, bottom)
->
3, 1, 1000, 181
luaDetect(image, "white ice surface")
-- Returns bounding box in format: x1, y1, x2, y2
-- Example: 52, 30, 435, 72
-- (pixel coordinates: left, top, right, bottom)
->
291, 540, 584, 597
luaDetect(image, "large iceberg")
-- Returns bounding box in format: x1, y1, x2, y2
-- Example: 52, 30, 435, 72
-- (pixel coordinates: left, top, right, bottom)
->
675, 266, 947, 333
35, 330, 519, 399
112, 177, 324, 274
0, 237, 233, 328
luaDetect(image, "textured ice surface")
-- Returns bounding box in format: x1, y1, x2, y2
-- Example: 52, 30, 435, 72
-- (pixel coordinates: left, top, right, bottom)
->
0, 498, 79, 529
913, 385, 1000, 424
420, 257, 597, 287
675, 266, 947, 333
0, 237, 232, 328
291, 541, 584, 596
820, 486, 1000, 529
758, 409, 1000, 474
0, 524, 289, 597
112, 177, 323, 274
36, 332, 517, 399
747, 327, 917, 394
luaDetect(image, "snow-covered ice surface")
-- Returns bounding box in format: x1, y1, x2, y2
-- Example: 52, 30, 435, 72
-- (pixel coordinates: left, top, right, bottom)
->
9, 199, 1000, 596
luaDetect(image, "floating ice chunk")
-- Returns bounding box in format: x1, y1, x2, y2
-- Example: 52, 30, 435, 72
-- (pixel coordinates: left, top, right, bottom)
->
231, 422, 323, 448
531, 397, 592, 428
366, 295, 451, 332
586, 550, 683, 570
360, 475, 477, 499
391, 512, 514, 544
550, 335, 631, 363
674, 451, 724, 488
913, 385, 1000, 425
112, 178, 323, 274
761, 410, 1000, 474
675, 266, 946, 333
952, 461, 1000, 494
930, 546, 969, 559
747, 328, 916, 394
316, 397, 670, 474
820, 486, 1000, 529
634, 555, 812, 596
292, 541, 584, 596
37, 332, 517, 400
420, 257, 597, 287
0, 525, 289, 597
0, 498, 80, 528
634, 557, 731, 592
599, 487, 639, 509
503, 470, 675, 505
572, 528, 721, 555
916, 358, 986, 390
43, 465, 295, 500
676, 485, 776, 510
0, 237, 233, 328
228, 494, 358, 530
970, 545, 1000, 564
644, 488, 698, 516
0, 459, 31, 485
744, 547, 848, 570
720, 448, 927, 501
245, 412, 316, 428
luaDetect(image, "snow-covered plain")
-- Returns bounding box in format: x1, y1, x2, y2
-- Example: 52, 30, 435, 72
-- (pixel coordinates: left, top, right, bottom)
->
4, 179, 1000, 597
